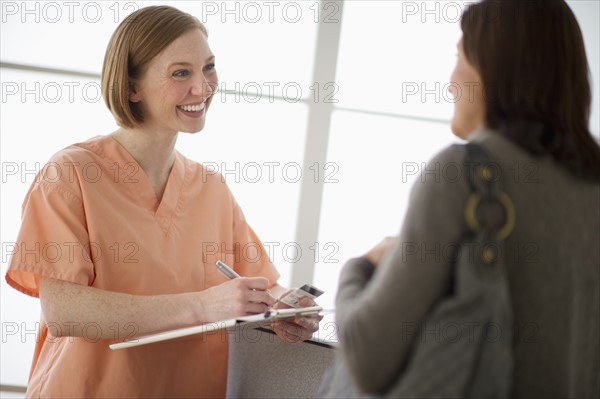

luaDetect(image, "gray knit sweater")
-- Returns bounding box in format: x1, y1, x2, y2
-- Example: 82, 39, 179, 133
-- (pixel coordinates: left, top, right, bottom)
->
335, 128, 600, 398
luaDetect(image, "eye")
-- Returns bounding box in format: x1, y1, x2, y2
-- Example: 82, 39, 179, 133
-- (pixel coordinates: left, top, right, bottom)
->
204, 63, 216, 72
173, 69, 190, 78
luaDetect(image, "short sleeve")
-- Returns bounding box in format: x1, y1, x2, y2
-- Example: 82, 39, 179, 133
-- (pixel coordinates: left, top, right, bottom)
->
5, 174, 94, 298
230, 197, 280, 286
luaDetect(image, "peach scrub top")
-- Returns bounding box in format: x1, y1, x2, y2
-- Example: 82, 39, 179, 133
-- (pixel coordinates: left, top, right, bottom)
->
6, 135, 280, 398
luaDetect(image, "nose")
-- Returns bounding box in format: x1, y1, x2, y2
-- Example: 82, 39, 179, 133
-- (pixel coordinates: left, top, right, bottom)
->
447, 82, 458, 100
191, 74, 217, 99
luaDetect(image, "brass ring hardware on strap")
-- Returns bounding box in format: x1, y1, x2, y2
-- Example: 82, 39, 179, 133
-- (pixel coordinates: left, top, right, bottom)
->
479, 165, 496, 182
465, 191, 516, 240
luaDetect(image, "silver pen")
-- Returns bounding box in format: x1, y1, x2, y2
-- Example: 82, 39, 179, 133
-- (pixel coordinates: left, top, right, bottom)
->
216, 260, 242, 280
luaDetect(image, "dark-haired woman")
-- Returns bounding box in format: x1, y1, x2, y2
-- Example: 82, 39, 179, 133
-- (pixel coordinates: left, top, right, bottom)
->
327, 1, 599, 397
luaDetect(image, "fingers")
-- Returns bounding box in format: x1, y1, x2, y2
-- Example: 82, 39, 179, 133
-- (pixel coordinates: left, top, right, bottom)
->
293, 316, 320, 332
297, 297, 323, 320
273, 288, 294, 309
298, 296, 316, 307
247, 289, 275, 307
272, 319, 314, 344
244, 302, 270, 315
240, 277, 270, 291
272, 292, 322, 340
228, 278, 275, 311
272, 311, 322, 343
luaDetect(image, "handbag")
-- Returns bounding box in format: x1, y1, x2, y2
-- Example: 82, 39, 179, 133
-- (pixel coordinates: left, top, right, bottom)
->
317, 143, 515, 398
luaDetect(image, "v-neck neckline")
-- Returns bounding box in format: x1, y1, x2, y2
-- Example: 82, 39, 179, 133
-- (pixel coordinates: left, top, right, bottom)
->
85, 135, 187, 234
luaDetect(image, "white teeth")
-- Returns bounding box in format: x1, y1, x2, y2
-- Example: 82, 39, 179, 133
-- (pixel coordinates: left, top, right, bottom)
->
178, 103, 205, 112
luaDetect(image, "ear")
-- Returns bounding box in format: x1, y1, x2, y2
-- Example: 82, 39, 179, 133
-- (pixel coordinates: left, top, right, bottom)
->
128, 80, 141, 103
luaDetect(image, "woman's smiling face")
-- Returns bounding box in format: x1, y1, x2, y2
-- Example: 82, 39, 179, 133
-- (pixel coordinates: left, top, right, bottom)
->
129, 28, 218, 135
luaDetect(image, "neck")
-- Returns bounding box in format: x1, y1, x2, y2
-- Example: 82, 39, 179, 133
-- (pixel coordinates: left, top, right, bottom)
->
110, 127, 178, 202
110, 127, 178, 178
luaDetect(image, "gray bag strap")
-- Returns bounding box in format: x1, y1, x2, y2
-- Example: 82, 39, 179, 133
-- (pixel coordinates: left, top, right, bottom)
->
461, 143, 516, 398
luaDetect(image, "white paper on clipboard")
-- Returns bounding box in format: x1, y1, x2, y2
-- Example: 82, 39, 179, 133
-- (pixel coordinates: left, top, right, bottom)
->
109, 305, 325, 350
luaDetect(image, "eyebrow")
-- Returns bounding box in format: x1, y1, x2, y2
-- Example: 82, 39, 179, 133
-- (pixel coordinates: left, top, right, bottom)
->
168, 56, 215, 68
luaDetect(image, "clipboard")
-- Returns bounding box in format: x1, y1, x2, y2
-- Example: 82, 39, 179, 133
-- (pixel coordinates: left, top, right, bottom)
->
109, 305, 325, 350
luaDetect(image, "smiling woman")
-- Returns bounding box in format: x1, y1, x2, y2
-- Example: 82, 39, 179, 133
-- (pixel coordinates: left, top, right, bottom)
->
101, 5, 210, 130
125, 29, 216, 136
4, 5, 321, 398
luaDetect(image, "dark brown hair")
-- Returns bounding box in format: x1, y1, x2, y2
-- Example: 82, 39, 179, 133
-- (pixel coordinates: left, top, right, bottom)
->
101, 6, 207, 128
461, 0, 600, 181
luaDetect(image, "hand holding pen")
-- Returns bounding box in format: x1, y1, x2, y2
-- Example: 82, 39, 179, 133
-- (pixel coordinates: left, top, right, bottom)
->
216, 260, 323, 343
216, 260, 277, 312
193, 261, 275, 322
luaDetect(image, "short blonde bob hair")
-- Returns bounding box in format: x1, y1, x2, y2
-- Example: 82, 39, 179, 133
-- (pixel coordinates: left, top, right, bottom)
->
101, 6, 207, 128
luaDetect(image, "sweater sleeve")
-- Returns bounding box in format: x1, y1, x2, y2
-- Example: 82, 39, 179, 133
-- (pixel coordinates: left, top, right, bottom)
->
335, 144, 471, 394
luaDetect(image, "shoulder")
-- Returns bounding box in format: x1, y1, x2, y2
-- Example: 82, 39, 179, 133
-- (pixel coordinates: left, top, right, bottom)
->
26, 135, 128, 207
426, 143, 468, 178
46, 137, 101, 166
398, 143, 476, 246
400, 142, 478, 239
30, 137, 109, 199
411, 131, 521, 196
40, 136, 113, 183
410, 143, 469, 200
